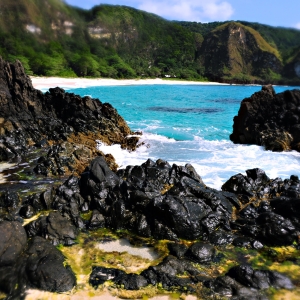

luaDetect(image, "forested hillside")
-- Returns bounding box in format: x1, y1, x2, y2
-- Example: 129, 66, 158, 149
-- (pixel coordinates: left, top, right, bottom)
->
0, 0, 299, 84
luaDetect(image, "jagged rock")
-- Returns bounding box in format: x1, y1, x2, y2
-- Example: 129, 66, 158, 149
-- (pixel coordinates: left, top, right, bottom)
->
206, 264, 293, 299
19, 204, 36, 219
205, 275, 268, 299
79, 157, 237, 240
0, 57, 138, 174
230, 85, 300, 151
25, 211, 78, 246
227, 264, 294, 290
0, 190, 20, 210
89, 255, 204, 292
209, 229, 235, 246
168, 243, 188, 259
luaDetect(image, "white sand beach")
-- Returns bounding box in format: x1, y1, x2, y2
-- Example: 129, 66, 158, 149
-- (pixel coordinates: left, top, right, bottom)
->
30, 76, 228, 90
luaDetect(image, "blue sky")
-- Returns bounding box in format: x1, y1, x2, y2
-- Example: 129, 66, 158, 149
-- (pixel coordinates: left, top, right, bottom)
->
64, 0, 300, 29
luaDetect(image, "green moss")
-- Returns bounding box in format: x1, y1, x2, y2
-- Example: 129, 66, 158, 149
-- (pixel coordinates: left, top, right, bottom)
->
80, 211, 93, 221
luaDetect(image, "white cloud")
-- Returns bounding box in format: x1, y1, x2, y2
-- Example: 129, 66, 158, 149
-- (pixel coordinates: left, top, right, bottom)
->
295, 22, 300, 29
137, 0, 234, 22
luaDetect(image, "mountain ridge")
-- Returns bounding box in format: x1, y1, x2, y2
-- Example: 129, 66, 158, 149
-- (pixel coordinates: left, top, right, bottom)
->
0, 0, 299, 84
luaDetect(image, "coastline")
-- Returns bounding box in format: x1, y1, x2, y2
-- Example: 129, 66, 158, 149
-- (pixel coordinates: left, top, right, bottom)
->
30, 76, 229, 90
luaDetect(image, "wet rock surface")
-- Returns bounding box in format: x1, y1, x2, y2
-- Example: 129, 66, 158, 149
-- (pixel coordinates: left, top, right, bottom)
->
1, 156, 300, 298
0, 56, 139, 175
230, 84, 300, 151
0, 59, 299, 298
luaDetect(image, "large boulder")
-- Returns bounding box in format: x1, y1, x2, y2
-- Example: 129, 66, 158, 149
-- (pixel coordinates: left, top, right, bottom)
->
26, 236, 76, 292
230, 85, 300, 151
0, 221, 27, 266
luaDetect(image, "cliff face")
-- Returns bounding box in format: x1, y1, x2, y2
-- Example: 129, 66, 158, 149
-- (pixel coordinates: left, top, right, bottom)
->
282, 47, 300, 81
230, 85, 300, 151
0, 57, 138, 170
200, 22, 282, 82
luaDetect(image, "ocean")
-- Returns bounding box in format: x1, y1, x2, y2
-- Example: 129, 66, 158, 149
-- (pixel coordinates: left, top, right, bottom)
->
64, 84, 300, 190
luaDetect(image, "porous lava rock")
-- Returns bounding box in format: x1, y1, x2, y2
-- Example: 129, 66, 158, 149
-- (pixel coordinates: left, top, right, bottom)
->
230, 85, 300, 151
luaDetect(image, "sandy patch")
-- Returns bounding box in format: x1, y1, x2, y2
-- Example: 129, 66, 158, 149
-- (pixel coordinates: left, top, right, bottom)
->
30, 76, 228, 90
25, 289, 198, 300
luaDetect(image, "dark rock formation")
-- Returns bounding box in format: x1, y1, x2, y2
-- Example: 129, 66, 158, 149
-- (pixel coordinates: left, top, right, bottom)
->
226, 264, 294, 290
0, 221, 27, 266
78, 156, 236, 241
26, 236, 76, 292
90, 255, 206, 292
230, 85, 300, 151
0, 235, 76, 298
25, 211, 79, 246
206, 264, 294, 299
0, 58, 298, 298
1, 156, 300, 298
184, 242, 215, 263
89, 256, 293, 298
0, 57, 139, 174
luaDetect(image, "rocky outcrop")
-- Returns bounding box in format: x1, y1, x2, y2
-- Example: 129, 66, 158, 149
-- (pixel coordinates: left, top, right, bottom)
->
230, 85, 300, 151
0, 57, 139, 174
200, 22, 282, 83
1, 156, 300, 298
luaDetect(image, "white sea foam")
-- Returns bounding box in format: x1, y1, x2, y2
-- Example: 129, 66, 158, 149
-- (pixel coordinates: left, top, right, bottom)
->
98, 132, 300, 190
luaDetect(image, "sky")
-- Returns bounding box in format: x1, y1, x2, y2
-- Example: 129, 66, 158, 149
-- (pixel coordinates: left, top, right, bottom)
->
64, 0, 300, 29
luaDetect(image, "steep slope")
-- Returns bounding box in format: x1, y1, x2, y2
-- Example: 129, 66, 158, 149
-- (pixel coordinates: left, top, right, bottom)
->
200, 22, 282, 82
0, 0, 299, 83
84, 5, 198, 78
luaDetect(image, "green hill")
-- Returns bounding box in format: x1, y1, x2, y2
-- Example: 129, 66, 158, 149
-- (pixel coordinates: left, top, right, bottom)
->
0, 0, 299, 84
200, 22, 283, 82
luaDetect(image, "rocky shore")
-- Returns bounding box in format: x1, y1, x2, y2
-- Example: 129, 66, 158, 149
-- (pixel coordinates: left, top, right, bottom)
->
230, 84, 300, 152
1, 59, 300, 299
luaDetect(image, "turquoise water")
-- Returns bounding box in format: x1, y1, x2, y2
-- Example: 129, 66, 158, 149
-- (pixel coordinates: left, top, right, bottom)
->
66, 84, 300, 189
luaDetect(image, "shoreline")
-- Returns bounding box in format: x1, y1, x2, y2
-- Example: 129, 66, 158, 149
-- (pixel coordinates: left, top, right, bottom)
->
30, 76, 230, 90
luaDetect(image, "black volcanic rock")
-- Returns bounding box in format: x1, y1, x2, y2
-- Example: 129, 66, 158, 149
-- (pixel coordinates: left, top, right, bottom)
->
185, 242, 215, 263
206, 264, 293, 299
230, 85, 300, 151
26, 236, 76, 292
226, 264, 294, 290
0, 221, 27, 266
78, 157, 237, 240
25, 211, 78, 246
0, 57, 138, 169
